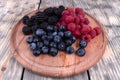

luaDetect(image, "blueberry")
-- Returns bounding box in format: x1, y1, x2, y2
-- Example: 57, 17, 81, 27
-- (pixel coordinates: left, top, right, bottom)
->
59, 25, 66, 31
50, 42, 57, 48
42, 46, 49, 53
65, 40, 72, 46
43, 40, 49, 46
58, 32, 64, 37
36, 29, 46, 36
37, 42, 43, 48
26, 37, 33, 44
70, 36, 76, 43
54, 35, 61, 43
33, 50, 41, 56
47, 35, 53, 40
41, 35, 47, 40
66, 46, 74, 54
76, 48, 85, 56
58, 42, 66, 50
79, 40, 87, 48
33, 37, 39, 42
49, 48, 58, 56
46, 25, 53, 31
53, 26, 58, 31
30, 43, 36, 50
52, 32, 57, 36
64, 31, 72, 38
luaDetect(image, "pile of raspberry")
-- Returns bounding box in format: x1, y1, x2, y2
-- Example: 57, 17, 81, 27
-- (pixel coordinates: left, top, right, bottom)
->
22, 6, 102, 57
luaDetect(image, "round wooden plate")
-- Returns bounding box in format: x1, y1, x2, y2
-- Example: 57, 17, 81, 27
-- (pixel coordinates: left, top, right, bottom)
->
10, 8, 106, 77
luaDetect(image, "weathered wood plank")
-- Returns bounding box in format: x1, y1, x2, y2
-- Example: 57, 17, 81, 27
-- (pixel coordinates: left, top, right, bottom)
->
0, 0, 39, 80
73, 0, 120, 80
23, 69, 88, 80
23, 0, 89, 80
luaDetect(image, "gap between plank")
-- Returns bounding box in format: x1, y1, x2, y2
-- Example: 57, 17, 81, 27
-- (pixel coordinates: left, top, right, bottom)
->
21, 68, 25, 80
87, 70, 91, 80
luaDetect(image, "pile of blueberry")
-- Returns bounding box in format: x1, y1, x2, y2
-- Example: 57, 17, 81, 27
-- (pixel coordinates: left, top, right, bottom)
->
21, 5, 101, 57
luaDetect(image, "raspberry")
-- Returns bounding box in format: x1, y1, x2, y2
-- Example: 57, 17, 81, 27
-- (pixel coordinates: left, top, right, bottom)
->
61, 15, 67, 21
75, 8, 85, 17
68, 8, 74, 13
62, 10, 69, 15
81, 24, 91, 34
83, 18, 90, 25
94, 27, 102, 35
89, 29, 96, 39
74, 16, 80, 24
65, 15, 74, 24
61, 21, 67, 26
56, 22, 61, 26
76, 25, 82, 29
81, 34, 91, 42
67, 23, 76, 32
73, 29, 81, 38
78, 15, 84, 23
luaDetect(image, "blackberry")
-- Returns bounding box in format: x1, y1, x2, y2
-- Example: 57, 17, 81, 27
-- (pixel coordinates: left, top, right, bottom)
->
22, 15, 29, 25
22, 26, 32, 35
48, 16, 58, 25
40, 22, 48, 29
44, 7, 54, 16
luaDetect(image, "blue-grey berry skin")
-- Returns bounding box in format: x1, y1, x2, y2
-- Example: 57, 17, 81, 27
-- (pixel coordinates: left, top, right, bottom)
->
79, 40, 87, 48
33, 50, 41, 56
71, 36, 76, 43
50, 42, 57, 48
65, 40, 72, 46
58, 32, 64, 37
36, 29, 46, 36
42, 46, 49, 54
43, 40, 49, 46
64, 31, 72, 38
58, 42, 66, 50
49, 48, 58, 56
59, 25, 66, 31
26, 37, 33, 44
30, 43, 36, 50
76, 48, 85, 56
52, 32, 57, 36
54, 35, 61, 43
66, 46, 74, 54
37, 42, 43, 48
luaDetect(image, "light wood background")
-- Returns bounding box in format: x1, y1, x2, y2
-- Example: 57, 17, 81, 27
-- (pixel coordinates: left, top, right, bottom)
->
0, 0, 120, 80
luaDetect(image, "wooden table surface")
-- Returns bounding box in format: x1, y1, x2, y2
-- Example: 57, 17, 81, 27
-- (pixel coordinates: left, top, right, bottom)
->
0, 0, 120, 80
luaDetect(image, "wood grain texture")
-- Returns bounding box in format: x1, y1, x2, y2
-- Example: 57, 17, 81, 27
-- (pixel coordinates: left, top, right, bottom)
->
1, 0, 120, 80
0, 0, 39, 80
11, 9, 106, 77
23, 0, 89, 79
72, 0, 120, 80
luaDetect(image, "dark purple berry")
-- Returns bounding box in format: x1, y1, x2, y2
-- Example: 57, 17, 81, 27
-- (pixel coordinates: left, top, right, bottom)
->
49, 48, 58, 56
30, 43, 36, 50
66, 46, 74, 54
79, 40, 87, 48
76, 48, 85, 56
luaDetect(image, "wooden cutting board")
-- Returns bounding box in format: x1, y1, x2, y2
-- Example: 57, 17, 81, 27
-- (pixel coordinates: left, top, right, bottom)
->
10, 8, 106, 77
